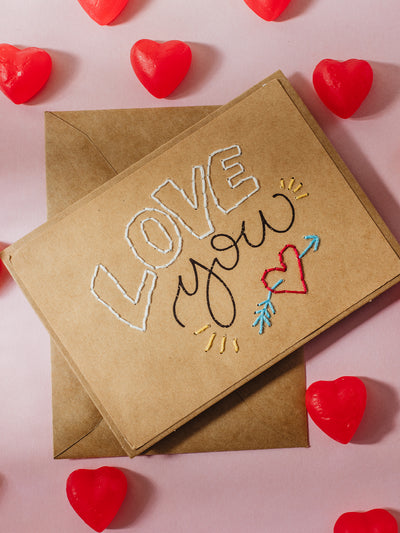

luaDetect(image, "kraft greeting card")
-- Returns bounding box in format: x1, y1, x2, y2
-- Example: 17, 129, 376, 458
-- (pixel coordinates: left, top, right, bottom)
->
46, 104, 308, 458
4, 72, 400, 457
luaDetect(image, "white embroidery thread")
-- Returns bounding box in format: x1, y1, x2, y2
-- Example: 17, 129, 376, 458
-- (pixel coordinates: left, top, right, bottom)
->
125, 208, 183, 270
140, 217, 173, 254
91, 144, 261, 332
151, 165, 214, 240
206, 144, 260, 214
91, 264, 157, 332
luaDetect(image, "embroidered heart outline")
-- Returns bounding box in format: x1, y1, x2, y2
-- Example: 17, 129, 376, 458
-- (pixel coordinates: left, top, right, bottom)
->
261, 244, 307, 294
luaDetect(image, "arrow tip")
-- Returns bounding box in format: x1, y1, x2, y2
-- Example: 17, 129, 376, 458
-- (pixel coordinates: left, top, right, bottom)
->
304, 234, 320, 252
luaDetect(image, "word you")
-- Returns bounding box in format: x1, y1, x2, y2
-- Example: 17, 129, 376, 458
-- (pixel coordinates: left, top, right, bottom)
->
173, 194, 295, 329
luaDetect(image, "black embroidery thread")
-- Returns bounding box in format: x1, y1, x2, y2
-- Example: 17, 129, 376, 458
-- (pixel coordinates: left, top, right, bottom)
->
173, 194, 295, 328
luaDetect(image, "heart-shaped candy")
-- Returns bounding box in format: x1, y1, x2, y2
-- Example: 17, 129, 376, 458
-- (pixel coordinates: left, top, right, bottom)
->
0, 44, 52, 104
243, 0, 292, 21
77, 0, 129, 25
130, 39, 192, 98
261, 244, 307, 294
306, 376, 367, 443
313, 59, 373, 118
66, 466, 127, 532
334, 509, 398, 533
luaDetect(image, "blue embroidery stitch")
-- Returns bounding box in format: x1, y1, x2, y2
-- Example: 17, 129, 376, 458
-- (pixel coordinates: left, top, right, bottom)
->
252, 279, 284, 334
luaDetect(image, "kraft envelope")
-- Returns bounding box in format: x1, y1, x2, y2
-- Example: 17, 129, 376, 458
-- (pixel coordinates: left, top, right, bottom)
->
46, 103, 308, 458
4, 72, 400, 457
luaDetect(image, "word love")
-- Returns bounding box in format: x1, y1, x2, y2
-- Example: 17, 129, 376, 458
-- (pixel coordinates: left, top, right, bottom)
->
91, 145, 262, 332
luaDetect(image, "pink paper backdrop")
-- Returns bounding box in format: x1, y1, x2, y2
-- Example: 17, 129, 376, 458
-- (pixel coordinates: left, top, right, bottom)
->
1, 1, 399, 531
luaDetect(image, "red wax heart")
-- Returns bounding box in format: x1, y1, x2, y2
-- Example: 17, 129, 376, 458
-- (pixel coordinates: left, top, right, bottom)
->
334, 509, 398, 533
243, 0, 292, 21
306, 376, 367, 444
0, 44, 52, 104
77, 0, 129, 25
130, 39, 192, 98
261, 244, 307, 294
66, 466, 127, 532
313, 59, 373, 118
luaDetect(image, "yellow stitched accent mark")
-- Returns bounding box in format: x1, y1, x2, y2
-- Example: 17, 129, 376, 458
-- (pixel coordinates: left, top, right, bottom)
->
220, 335, 227, 354
194, 324, 211, 335
288, 177, 295, 190
295, 193, 309, 200
233, 338, 239, 353
205, 333, 216, 352
280, 178, 285, 189
293, 182, 303, 193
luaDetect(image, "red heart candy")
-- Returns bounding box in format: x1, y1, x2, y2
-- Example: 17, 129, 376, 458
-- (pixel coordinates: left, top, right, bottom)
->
66, 466, 127, 532
77, 0, 129, 25
243, 0, 292, 21
313, 59, 373, 118
0, 44, 52, 104
130, 39, 192, 98
261, 244, 307, 294
334, 509, 398, 533
306, 376, 367, 443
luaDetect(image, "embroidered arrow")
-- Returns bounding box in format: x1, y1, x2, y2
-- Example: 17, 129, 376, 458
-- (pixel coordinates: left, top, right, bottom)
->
252, 279, 283, 334
252, 234, 321, 334
299, 234, 320, 259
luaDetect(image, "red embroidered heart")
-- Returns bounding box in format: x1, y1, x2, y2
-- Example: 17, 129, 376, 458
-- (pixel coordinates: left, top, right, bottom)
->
261, 244, 307, 294
306, 376, 367, 444
66, 466, 127, 532
77, 0, 129, 25
313, 59, 373, 118
243, 0, 292, 21
334, 509, 398, 533
130, 39, 192, 98
0, 44, 52, 104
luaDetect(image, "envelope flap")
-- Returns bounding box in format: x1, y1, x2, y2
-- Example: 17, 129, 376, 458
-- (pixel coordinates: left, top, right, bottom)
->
45, 112, 117, 217
52, 107, 217, 174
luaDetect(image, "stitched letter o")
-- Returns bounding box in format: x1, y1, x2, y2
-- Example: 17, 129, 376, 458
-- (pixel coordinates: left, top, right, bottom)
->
125, 208, 182, 269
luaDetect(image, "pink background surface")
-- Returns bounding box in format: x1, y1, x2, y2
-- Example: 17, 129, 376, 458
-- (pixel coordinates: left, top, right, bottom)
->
1, 0, 400, 531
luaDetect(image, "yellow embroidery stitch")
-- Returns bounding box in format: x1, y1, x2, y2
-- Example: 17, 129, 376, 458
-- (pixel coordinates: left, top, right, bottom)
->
220, 335, 227, 354
194, 324, 211, 335
205, 333, 216, 352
